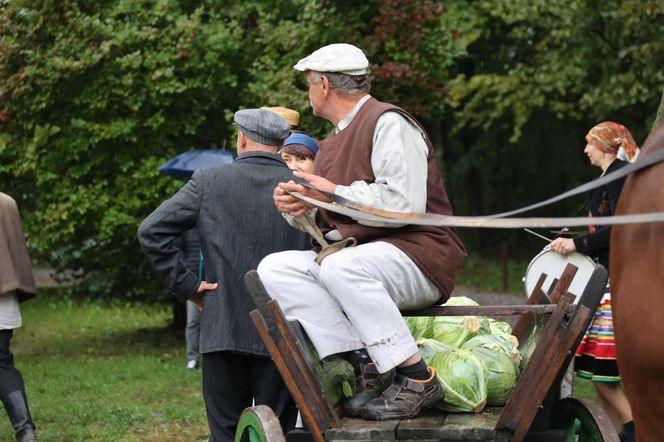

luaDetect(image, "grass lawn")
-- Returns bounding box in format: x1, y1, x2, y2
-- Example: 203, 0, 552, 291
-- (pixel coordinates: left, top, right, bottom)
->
5, 288, 208, 441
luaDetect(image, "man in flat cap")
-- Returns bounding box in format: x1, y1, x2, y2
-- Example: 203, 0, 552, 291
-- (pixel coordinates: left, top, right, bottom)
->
258, 43, 466, 420
138, 108, 307, 441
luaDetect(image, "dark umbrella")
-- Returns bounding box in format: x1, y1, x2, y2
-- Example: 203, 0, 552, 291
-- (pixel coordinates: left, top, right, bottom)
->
158, 149, 236, 179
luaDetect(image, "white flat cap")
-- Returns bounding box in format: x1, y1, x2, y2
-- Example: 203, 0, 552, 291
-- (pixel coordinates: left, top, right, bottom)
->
293, 43, 369, 75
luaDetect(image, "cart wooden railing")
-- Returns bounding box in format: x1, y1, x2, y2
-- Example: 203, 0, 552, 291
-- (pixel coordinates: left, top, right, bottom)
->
239, 263, 618, 442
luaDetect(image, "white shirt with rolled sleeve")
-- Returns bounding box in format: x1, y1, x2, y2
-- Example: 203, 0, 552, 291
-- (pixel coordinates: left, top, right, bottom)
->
335, 94, 428, 212
261, 95, 440, 373
325, 94, 429, 237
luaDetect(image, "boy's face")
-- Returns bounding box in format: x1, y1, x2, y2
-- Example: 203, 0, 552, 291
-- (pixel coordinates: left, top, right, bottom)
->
281, 152, 315, 174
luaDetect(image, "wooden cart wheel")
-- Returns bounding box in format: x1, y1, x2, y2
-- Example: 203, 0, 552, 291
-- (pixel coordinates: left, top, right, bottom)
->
235, 405, 286, 442
550, 397, 620, 442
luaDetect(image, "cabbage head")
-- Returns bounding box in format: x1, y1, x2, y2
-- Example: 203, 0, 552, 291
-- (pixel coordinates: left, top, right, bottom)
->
406, 316, 435, 340
432, 316, 486, 347
461, 334, 522, 365
416, 338, 453, 365
488, 319, 513, 336
431, 348, 488, 413
443, 296, 480, 306
470, 347, 519, 406
306, 341, 355, 407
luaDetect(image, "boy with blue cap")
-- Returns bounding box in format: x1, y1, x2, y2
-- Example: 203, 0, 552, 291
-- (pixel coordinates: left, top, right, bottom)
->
280, 133, 318, 173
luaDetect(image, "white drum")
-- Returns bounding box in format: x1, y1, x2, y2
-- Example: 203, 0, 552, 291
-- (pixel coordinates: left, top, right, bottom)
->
523, 249, 597, 302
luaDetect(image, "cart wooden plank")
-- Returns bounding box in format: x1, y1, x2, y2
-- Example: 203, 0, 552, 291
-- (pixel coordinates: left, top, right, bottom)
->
496, 265, 608, 441
246, 272, 339, 442
402, 304, 571, 317
401, 408, 509, 441
324, 408, 509, 441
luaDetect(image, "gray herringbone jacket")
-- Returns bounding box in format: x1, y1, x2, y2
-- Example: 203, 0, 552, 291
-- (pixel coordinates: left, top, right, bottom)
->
138, 152, 308, 355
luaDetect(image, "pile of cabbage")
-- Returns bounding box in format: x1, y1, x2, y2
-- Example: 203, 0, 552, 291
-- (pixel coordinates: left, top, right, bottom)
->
406, 296, 521, 413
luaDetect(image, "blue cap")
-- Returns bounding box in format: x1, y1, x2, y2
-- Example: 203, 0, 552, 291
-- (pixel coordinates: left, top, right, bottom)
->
283, 133, 319, 155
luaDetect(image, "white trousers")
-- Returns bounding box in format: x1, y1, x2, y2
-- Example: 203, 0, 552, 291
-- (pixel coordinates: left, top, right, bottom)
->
257, 241, 441, 373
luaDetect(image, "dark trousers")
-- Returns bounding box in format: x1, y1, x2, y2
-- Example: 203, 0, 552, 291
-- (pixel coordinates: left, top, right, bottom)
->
202, 351, 297, 442
0, 330, 25, 398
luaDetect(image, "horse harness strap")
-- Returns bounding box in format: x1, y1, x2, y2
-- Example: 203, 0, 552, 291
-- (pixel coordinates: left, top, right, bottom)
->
490, 147, 664, 218
289, 148, 664, 230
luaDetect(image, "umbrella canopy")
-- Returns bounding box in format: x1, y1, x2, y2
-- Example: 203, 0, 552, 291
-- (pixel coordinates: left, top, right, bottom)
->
158, 149, 236, 179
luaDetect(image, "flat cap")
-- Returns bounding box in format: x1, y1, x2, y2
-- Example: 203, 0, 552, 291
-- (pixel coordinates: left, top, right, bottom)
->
262, 106, 300, 128
234, 108, 291, 146
293, 43, 369, 75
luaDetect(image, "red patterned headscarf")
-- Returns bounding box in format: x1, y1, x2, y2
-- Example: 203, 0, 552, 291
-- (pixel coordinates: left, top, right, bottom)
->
587, 121, 640, 162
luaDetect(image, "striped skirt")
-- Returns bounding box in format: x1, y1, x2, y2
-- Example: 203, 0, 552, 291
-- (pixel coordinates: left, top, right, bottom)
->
574, 287, 621, 382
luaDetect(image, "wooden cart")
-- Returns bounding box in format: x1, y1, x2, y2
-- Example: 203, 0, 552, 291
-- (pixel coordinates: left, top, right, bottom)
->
236, 263, 618, 442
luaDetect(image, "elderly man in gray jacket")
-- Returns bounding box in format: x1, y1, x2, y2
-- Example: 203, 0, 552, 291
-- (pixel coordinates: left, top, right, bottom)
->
137, 109, 307, 442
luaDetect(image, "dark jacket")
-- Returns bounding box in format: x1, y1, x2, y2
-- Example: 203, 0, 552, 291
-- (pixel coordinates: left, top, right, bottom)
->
138, 152, 308, 355
573, 159, 627, 270
175, 228, 202, 277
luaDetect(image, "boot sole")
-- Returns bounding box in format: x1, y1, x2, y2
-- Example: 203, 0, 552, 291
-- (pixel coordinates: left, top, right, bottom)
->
343, 391, 385, 418
360, 390, 444, 421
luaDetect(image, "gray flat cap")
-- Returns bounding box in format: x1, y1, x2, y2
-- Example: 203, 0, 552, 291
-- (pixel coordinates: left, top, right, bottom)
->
234, 108, 291, 146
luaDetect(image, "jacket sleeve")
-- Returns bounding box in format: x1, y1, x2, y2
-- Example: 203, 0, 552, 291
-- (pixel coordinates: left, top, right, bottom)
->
573, 175, 626, 255
137, 172, 203, 301
574, 225, 611, 254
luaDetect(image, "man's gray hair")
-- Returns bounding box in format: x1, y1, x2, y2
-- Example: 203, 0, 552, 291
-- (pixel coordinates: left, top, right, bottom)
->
310, 71, 371, 95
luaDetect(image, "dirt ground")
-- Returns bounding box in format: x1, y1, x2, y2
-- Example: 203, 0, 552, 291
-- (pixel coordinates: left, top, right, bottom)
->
452, 286, 525, 306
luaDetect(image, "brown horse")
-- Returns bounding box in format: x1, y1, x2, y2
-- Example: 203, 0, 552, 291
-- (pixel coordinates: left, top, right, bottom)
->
611, 124, 664, 441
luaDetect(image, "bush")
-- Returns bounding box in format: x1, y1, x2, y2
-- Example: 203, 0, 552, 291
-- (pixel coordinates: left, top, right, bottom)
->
0, 0, 467, 298
1, 0, 246, 298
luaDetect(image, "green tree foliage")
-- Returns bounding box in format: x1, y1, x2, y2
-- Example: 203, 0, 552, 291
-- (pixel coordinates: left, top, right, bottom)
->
446, 0, 663, 210
1, 0, 472, 297
237, 0, 473, 136
1, 0, 246, 297
443, 0, 663, 251
1, 0, 662, 296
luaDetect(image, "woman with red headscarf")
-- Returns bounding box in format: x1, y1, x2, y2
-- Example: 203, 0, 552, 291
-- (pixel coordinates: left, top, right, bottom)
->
549, 121, 638, 442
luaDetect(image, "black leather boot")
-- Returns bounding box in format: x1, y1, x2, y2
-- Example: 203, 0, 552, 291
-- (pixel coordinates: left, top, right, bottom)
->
1, 390, 37, 442
342, 363, 395, 417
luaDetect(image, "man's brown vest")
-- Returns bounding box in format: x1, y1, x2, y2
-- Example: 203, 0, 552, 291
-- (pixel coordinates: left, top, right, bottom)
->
314, 98, 466, 300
